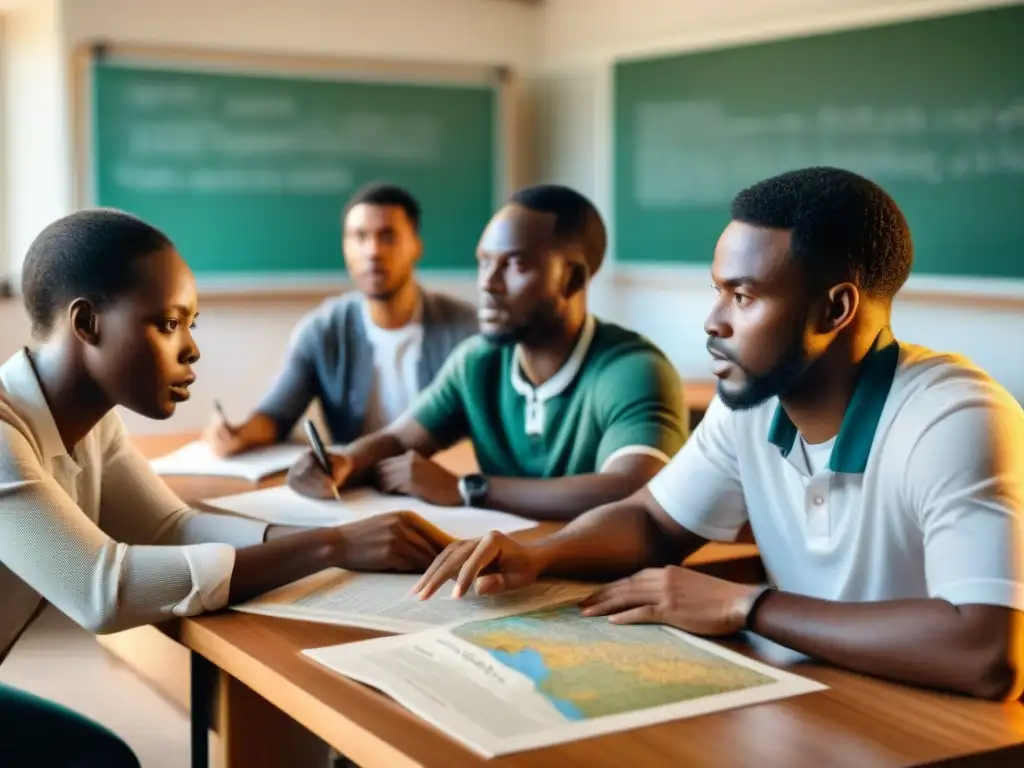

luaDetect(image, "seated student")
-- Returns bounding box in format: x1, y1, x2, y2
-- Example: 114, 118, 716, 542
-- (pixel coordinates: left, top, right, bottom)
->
288, 184, 688, 522
0, 209, 453, 766
411, 167, 1024, 701
204, 182, 478, 455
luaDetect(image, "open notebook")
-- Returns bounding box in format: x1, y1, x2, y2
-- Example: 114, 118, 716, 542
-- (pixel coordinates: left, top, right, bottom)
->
149, 441, 307, 482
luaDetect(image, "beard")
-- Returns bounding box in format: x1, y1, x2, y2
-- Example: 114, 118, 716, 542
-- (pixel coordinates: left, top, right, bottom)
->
709, 331, 811, 411
481, 298, 561, 347
362, 265, 413, 302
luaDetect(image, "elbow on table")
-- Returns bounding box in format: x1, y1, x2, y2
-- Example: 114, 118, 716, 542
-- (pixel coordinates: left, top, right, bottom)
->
72, 603, 134, 637
79, 610, 121, 636
968, 650, 1023, 702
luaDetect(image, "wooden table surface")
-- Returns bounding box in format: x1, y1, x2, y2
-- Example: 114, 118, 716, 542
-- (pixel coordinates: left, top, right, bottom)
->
130, 433, 1024, 768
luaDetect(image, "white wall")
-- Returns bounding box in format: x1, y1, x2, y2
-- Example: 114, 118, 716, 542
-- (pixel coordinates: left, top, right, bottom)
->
536, 0, 1024, 397
2, 0, 71, 286
63, 0, 538, 65
0, 16, 7, 279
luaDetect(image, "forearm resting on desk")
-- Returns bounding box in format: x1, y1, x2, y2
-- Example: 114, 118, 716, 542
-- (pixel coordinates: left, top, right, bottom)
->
484, 455, 668, 522
205, 412, 278, 455
237, 413, 279, 446
229, 528, 340, 604
750, 591, 1024, 700
532, 490, 707, 580
342, 421, 442, 485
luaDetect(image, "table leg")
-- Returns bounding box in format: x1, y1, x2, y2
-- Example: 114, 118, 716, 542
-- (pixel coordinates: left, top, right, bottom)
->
214, 668, 331, 767
190, 651, 214, 768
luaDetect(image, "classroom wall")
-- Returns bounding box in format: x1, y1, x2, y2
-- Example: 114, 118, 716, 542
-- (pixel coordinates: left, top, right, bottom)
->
2, 0, 71, 285
535, 0, 1024, 397
62, 0, 539, 65
3, 0, 1023, 437
0, 16, 7, 279
0, 0, 539, 435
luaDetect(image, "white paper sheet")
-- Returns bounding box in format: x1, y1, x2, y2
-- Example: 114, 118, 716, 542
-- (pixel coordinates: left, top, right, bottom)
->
149, 441, 306, 482
233, 568, 593, 634
303, 606, 828, 758
201, 485, 538, 539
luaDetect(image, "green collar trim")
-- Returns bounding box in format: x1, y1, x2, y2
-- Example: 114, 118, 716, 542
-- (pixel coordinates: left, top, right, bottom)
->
767, 328, 900, 474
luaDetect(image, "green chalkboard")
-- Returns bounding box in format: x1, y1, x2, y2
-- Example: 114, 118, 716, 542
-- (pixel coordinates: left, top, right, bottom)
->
614, 5, 1024, 279
91, 60, 498, 276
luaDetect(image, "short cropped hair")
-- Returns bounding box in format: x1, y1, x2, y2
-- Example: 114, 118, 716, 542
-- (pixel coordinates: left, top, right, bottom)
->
508, 184, 608, 278
730, 167, 913, 299
343, 182, 422, 233
21, 209, 174, 337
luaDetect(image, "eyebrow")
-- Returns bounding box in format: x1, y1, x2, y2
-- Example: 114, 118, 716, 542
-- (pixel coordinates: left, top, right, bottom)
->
717, 276, 763, 289
166, 304, 198, 316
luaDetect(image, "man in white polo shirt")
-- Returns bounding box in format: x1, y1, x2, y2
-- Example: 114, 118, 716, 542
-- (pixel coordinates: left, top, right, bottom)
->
412, 167, 1024, 700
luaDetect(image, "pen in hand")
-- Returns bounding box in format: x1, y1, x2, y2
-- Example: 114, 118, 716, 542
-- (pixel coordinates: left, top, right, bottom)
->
213, 399, 233, 432
304, 418, 341, 500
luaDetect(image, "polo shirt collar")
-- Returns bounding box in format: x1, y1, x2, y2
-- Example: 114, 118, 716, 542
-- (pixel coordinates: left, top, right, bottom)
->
767, 327, 900, 474
0, 348, 71, 463
510, 314, 596, 436
511, 314, 596, 403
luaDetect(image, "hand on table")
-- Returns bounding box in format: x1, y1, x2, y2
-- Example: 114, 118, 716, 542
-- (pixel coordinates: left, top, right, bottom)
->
288, 450, 354, 499
336, 512, 456, 572
203, 413, 245, 457
375, 451, 462, 507
412, 531, 545, 599
580, 565, 767, 636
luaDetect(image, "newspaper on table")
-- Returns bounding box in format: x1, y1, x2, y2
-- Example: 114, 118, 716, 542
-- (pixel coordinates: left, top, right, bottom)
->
303, 602, 828, 758
202, 485, 537, 539
233, 568, 593, 634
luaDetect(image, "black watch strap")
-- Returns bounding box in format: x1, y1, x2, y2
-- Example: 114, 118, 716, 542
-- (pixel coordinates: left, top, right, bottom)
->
458, 474, 489, 507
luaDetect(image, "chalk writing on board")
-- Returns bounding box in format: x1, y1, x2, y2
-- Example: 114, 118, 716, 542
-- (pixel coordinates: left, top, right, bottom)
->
125, 118, 439, 162
112, 165, 355, 194
115, 83, 443, 185
634, 100, 1024, 207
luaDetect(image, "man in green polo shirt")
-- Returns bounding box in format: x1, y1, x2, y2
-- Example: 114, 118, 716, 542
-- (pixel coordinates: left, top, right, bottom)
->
287, 184, 687, 521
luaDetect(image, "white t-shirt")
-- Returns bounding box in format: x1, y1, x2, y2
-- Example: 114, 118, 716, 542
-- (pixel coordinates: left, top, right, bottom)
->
0, 349, 268, 662
648, 333, 1024, 611
360, 298, 425, 434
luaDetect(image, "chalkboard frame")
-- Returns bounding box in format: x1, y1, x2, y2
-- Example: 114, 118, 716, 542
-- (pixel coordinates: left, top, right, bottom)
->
606, 3, 1024, 307
68, 41, 522, 299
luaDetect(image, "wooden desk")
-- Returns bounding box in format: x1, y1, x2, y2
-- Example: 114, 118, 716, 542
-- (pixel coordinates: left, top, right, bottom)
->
120, 434, 1023, 768
182, 612, 1024, 768
103, 433, 759, 714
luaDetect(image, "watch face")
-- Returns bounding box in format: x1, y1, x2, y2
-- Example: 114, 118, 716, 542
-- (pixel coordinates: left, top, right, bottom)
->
463, 474, 487, 492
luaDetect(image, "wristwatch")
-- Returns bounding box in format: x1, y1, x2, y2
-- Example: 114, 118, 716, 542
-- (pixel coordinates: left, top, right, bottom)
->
457, 474, 489, 507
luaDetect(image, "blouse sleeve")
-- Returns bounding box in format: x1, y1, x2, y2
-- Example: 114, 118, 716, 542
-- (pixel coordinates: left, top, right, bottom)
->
97, 414, 269, 549
0, 416, 262, 636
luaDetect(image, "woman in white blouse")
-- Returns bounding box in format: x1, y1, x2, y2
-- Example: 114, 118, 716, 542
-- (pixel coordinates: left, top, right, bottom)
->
0, 209, 452, 766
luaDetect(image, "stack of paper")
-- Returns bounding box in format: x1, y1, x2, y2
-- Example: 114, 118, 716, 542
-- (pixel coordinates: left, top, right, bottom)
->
202, 484, 538, 539
149, 441, 306, 482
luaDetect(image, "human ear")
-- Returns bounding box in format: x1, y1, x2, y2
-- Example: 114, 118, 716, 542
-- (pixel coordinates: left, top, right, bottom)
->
822, 282, 859, 334
562, 252, 588, 298
68, 298, 101, 346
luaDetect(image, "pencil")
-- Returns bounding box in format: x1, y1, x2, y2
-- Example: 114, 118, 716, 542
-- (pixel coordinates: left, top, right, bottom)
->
213, 399, 230, 425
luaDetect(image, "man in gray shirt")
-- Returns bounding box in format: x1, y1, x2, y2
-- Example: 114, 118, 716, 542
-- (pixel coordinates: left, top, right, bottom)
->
205, 183, 478, 455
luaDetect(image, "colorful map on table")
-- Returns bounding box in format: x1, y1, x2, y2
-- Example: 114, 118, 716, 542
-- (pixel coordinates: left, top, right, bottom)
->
450, 606, 775, 721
